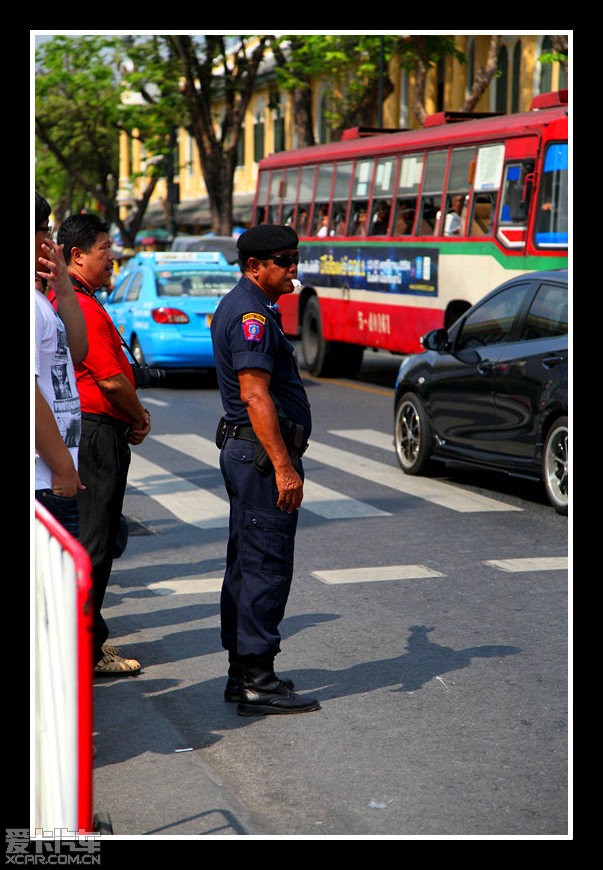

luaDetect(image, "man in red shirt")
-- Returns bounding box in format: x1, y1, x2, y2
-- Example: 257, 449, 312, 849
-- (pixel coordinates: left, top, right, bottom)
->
56, 214, 151, 677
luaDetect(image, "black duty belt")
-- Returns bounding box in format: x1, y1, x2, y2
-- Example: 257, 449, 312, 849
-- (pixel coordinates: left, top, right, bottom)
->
224, 424, 259, 443
81, 411, 131, 436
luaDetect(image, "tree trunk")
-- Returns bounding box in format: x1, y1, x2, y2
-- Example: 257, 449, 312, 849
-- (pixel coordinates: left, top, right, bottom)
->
292, 86, 315, 148
462, 35, 502, 112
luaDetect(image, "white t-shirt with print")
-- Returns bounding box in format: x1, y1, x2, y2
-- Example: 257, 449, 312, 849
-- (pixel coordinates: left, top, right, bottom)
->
35, 289, 81, 490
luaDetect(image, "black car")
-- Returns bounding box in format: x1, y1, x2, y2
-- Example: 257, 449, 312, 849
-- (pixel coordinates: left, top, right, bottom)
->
393, 269, 568, 514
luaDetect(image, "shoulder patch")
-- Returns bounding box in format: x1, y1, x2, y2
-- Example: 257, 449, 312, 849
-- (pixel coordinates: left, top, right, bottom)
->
241, 312, 267, 342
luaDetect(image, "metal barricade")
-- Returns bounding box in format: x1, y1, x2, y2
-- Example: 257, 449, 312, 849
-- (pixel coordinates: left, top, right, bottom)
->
34, 500, 94, 834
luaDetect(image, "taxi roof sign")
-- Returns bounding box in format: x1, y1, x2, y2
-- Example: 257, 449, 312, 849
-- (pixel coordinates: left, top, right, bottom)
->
154, 251, 225, 264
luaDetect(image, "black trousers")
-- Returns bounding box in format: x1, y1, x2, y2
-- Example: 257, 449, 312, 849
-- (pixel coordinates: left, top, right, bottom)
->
219, 436, 301, 657
78, 414, 131, 665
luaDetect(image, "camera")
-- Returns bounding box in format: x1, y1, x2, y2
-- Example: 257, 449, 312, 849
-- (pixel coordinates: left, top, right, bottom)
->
131, 362, 166, 389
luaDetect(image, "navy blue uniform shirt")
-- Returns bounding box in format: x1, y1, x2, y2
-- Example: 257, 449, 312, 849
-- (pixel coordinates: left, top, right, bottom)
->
211, 275, 311, 439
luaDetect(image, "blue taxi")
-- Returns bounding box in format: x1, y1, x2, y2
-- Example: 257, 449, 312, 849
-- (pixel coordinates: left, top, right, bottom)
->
104, 251, 240, 371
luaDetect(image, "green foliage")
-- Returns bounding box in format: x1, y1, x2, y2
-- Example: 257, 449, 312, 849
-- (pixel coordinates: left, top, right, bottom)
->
272, 34, 464, 131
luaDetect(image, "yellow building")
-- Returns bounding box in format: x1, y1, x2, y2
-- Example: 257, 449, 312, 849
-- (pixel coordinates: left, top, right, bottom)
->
119, 34, 567, 233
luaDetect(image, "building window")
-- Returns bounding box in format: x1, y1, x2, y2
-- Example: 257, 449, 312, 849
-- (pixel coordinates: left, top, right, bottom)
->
318, 93, 333, 144
273, 110, 284, 153
253, 113, 265, 163
511, 41, 521, 112
437, 59, 445, 111
539, 36, 553, 93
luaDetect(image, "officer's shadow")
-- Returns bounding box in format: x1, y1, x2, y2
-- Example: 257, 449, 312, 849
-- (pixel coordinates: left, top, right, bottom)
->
296, 624, 520, 699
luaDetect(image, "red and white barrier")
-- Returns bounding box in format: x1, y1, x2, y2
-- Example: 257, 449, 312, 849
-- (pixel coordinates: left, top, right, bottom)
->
34, 500, 94, 834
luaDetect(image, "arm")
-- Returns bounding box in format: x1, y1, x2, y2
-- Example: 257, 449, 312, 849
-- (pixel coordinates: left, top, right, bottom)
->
238, 368, 303, 513
95, 373, 151, 445
35, 379, 84, 496
37, 241, 88, 365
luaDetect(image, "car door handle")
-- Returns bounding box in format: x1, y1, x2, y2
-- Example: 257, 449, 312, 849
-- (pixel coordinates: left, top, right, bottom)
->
542, 353, 564, 369
477, 359, 494, 374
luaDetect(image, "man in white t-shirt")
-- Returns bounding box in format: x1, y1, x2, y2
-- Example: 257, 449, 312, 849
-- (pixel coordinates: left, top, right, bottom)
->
34, 193, 88, 538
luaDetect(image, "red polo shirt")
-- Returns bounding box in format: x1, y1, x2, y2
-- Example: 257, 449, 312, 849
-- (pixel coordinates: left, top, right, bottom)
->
50, 282, 136, 423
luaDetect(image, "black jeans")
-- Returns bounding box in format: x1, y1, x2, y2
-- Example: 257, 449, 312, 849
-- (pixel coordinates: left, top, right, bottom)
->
78, 413, 131, 665
35, 489, 80, 539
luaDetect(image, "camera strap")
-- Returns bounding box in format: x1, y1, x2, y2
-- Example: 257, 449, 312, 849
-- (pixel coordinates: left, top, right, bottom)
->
70, 277, 142, 370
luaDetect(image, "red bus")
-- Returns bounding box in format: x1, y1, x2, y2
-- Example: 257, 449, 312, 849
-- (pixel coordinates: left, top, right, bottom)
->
252, 90, 569, 377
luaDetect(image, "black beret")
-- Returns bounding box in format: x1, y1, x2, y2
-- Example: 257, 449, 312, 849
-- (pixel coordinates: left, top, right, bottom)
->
237, 224, 299, 257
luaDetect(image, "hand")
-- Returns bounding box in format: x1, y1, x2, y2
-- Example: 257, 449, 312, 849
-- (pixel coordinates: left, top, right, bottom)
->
51, 468, 86, 498
128, 410, 151, 445
275, 465, 303, 513
37, 241, 73, 298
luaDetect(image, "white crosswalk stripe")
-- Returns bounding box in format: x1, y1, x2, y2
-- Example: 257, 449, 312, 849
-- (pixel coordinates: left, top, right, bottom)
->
126, 426, 520, 533
150, 433, 391, 520
306, 437, 522, 513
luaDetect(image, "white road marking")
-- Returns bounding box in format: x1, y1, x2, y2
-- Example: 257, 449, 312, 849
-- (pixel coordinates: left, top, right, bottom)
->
312, 565, 444, 584
307, 440, 522, 513
484, 557, 568, 572
127, 453, 230, 528
330, 428, 393, 452
148, 577, 223, 595
150, 433, 391, 519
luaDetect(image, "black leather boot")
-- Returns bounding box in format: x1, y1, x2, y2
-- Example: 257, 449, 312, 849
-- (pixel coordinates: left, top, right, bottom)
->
224, 651, 294, 703
237, 655, 320, 716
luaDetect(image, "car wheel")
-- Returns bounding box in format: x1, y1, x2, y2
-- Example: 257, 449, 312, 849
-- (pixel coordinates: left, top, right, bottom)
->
131, 337, 146, 365
543, 416, 568, 515
394, 393, 433, 475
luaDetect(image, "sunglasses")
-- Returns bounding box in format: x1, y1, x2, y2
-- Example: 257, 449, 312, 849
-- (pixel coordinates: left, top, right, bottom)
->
267, 253, 299, 268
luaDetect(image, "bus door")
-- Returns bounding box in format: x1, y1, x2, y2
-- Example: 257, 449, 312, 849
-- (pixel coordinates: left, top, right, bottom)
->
496, 136, 539, 250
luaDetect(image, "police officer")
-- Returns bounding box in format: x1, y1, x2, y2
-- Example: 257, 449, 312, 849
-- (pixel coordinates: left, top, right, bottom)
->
210, 224, 320, 716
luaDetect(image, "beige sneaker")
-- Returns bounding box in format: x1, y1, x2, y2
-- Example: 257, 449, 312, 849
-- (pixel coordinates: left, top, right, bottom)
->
94, 644, 141, 677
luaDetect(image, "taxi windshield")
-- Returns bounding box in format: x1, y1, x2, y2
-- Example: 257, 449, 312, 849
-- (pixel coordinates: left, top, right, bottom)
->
156, 270, 236, 297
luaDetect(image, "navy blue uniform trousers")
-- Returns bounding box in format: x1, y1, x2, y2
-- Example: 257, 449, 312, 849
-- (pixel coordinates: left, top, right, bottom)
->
219, 436, 302, 657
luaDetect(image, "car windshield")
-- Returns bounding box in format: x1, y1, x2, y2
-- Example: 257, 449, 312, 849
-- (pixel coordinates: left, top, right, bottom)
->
156, 270, 236, 298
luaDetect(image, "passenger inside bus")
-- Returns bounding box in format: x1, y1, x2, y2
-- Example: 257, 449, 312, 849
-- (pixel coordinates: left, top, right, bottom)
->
353, 210, 368, 236
394, 200, 416, 235
371, 201, 391, 235
443, 195, 466, 235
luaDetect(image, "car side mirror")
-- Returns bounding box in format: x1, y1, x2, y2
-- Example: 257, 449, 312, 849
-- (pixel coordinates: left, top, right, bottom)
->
421, 328, 450, 352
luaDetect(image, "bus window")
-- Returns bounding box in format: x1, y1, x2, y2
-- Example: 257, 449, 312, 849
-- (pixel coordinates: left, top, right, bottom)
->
296, 165, 316, 235
534, 143, 568, 248
499, 161, 532, 225
393, 154, 422, 235
266, 168, 284, 223
310, 164, 335, 235
282, 168, 300, 229
418, 150, 447, 235
255, 170, 270, 225
467, 143, 504, 236
369, 157, 396, 235
440, 147, 475, 236
331, 161, 353, 235
349, 158, 373, 235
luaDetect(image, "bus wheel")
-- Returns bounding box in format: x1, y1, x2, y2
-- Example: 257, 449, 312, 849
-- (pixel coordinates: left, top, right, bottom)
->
302, 296, 333, 376
543, 416, 568, 515
394, 392, 433, 475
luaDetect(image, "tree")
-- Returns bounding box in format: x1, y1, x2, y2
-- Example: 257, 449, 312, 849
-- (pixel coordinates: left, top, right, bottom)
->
157, 35, 271, 235
35, 35, 182, 247
271, 35, 466, 141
